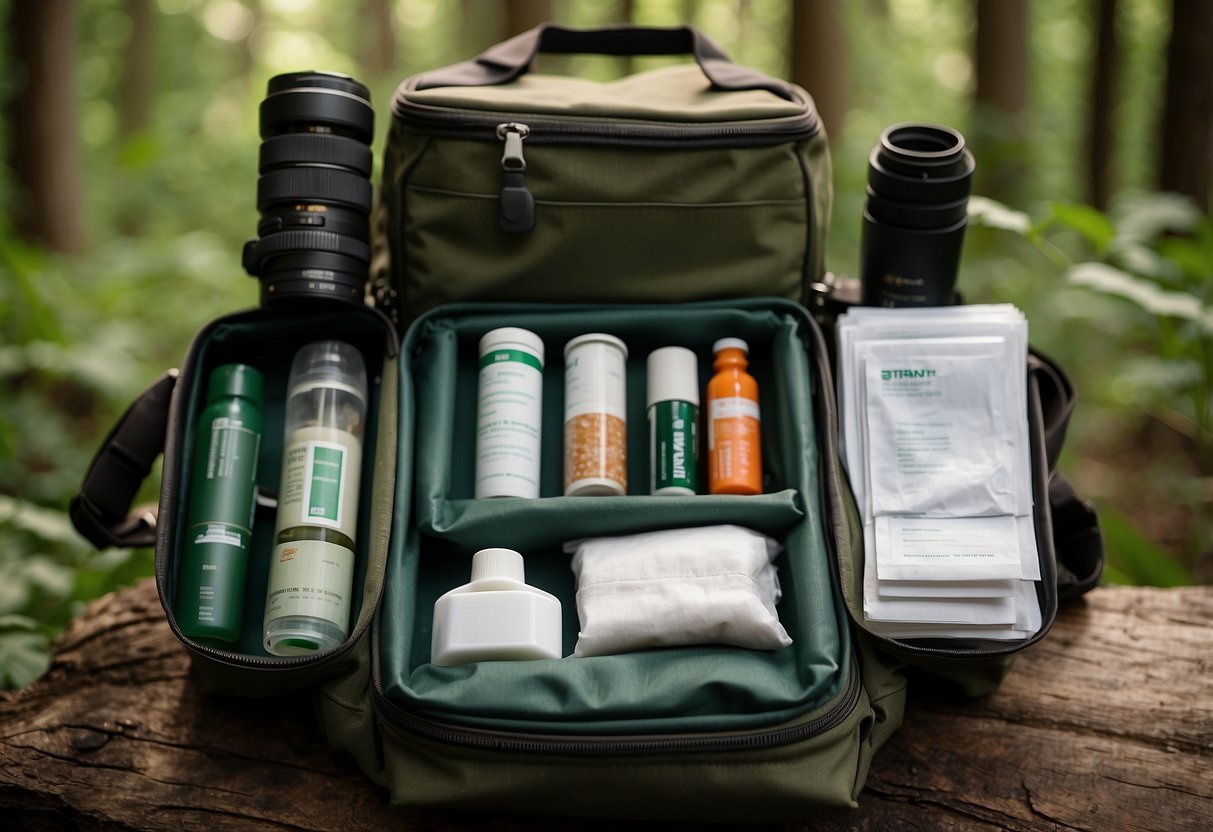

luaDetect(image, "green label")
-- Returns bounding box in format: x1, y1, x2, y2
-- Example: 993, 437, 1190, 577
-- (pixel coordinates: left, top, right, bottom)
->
651, 400, 698, 493
478, 349, 542, 372
306, 445, 344, 523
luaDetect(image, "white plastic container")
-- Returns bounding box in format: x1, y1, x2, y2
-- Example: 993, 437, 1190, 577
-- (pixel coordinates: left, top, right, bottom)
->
646, 346, 700, 496
430, 548, 563, 666
475, 327, 544, 499
563, 333, 628, 496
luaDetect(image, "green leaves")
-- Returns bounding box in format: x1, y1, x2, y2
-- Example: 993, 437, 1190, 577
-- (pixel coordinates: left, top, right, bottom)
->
0, 495, 154, 689
1066, 262, 1213, 333
1098, 511, 1193, 587
0, 616, 52, 691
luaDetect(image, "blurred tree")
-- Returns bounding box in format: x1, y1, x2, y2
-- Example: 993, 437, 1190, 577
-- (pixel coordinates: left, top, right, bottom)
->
973, 0, 1027, 201
790, 0, 848, 142
1158, 0, 1213, 211
506, 0, 552, 37
681, 0, 698, 25
6, 0, 86, 253
119, 0, 153, 140
364, 0, 396, 78
1087, 0, 1118, 210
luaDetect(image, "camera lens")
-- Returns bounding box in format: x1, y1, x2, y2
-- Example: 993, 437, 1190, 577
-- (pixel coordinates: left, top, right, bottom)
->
860, 123, 975, 307
243, 71, 374, 306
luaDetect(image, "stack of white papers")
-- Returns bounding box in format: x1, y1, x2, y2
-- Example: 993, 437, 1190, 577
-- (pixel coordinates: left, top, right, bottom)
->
836, 305, 1041, 641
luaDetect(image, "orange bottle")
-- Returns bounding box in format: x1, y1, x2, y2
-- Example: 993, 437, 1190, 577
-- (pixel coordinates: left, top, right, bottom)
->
707, 338, 762, 495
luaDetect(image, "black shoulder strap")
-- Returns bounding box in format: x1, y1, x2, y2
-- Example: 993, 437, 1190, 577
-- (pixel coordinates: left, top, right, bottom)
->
1029, 350, 1104, 598
70, 370, 177, 549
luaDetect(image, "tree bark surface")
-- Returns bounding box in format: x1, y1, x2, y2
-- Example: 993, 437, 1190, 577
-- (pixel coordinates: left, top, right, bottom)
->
1, 581, 1210, 831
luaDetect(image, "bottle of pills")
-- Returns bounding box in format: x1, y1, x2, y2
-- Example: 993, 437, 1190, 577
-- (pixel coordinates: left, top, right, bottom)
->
707, 338, 762, 495
475, 327, 545, 499
646, 347, 699, 496
563, 333, 628, 496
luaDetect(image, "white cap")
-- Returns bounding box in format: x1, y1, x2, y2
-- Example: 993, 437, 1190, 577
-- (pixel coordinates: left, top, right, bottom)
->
646, 346, 700, 408
470, 547, 526, 585
712, 338, 749, 355
479, 327, 544, 365
563, 332, 628, 361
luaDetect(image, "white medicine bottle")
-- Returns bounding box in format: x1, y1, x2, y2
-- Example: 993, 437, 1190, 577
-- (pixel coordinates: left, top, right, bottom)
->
475, 327, 545, 499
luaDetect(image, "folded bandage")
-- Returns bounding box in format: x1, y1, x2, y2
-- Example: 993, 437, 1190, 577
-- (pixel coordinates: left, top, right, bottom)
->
565, 525, 792, 657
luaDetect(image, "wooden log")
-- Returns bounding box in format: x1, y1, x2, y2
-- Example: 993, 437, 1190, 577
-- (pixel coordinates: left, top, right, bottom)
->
1, 580, 1210, 830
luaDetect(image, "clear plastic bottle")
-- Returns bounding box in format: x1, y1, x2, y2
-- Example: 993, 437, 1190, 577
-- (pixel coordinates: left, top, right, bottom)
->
263, 341, 367, 655
563, 333, 628, 496
707, 338, 762, 495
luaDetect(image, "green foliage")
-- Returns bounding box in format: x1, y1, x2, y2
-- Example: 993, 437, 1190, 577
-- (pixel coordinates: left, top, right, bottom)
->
971, 192, 1212, 579
0, 495, 154, 688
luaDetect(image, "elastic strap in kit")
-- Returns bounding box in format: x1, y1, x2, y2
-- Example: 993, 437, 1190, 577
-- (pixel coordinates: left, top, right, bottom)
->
414, 23, 797, 101
69, 370, 178, 549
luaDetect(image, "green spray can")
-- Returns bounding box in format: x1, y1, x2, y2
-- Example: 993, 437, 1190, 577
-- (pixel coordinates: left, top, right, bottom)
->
646, 347, 700, 496
176, 364, 264, 644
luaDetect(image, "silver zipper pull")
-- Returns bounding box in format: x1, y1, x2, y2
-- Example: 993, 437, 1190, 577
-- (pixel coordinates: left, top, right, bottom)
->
497, 122, 534, 234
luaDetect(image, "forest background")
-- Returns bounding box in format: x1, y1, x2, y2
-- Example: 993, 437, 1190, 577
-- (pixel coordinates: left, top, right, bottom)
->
0, 0, 1209, 689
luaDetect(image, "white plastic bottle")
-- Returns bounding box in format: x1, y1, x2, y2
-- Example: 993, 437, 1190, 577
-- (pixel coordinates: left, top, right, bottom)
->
430, 548, 562, 666
475, 327, 545, 498
263, 341, 367, 655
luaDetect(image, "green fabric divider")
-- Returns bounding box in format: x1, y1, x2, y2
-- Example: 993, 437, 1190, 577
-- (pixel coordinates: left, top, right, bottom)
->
406, 64, 807, 123
168, 307, 389, 658
380, 299, 849, 735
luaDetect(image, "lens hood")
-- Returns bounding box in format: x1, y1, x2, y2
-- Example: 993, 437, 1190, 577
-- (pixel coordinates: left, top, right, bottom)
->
260, 75, 373, 143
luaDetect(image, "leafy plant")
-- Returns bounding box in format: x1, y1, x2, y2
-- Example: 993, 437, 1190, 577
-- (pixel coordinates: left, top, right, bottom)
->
971, 192, 1211, 580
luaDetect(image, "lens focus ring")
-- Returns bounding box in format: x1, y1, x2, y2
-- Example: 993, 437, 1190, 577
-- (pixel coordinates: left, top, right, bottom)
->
257, 167, 372, 212
260, 133, 372, 177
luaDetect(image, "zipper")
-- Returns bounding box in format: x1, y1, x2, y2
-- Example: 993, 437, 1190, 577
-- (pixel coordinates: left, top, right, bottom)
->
496, 122, 534, 234
371, 643, 861, 756
392, 85, 820, 148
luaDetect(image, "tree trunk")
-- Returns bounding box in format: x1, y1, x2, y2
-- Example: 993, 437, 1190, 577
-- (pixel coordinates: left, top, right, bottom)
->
364, 0, 395, 77
7, 0, 87, 254
119, 0, 153, 140
1158, 0, 1213, 211
2, 581, 1211, 829
505, 0, 552, 37
1086, 0, 1118, 210
790, 0, 849, 142
973, 0, 1028, 201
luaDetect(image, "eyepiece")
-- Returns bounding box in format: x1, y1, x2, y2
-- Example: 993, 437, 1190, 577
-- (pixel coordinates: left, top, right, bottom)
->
245, 70, 375, 307
860, 122, 976, 307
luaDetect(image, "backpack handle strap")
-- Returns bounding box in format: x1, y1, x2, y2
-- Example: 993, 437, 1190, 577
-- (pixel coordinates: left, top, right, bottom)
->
70, 370, 177, 549
415, 23, 797, 101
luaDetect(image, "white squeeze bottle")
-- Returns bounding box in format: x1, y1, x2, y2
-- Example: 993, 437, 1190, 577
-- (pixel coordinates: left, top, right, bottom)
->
263, 341, 367, 655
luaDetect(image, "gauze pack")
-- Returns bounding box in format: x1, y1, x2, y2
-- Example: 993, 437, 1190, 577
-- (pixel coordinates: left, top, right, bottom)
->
565, 525, 792, 657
